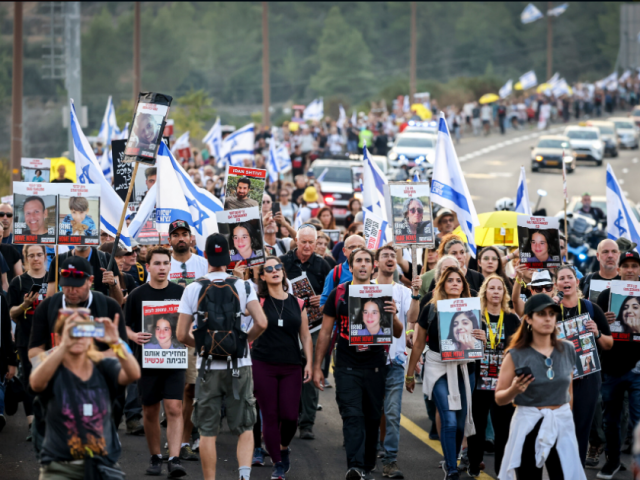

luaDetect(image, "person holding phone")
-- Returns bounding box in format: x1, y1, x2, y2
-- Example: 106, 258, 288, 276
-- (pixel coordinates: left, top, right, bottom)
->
495, 294, 583, 480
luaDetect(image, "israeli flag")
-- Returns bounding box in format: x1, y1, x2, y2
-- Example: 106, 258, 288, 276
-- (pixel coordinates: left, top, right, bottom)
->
337, 104, 347, 130
431, 112, 480, 256
156, 143, 224, 253
606, 164, 640, 249
499, 79, 513, 99
203, 117, 222, 161
515, 167, 532, 215
70, 100, 132, 248
220, 123, 255, 167
547, 3, 568, 17
519, 70, 538, 90
117, 122, 130, 140
316, 168, 329, 183
552, 78, 570, 97
171, 131, 190, 156
267, 140, 281, 182
362, 144, 389, 244
521, 3, 543, 23
97, 96, 120, 145
100, 148, 114, 182
275, 144, 291, 173
547, 72, 561, 86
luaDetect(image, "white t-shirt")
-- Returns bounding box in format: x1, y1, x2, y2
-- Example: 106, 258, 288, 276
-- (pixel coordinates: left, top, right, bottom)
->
387, 282, 412, 363
178, 271, 258, 370
264, 237, 293, 257
169, 254, 209, 284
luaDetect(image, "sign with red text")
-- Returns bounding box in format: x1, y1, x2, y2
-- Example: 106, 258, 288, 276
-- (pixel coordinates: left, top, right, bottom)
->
21, 158, 51, 183
437, 297, 484, 361
141, 301, 187, 369
363, 211, 388, 250
56, 183, 101, 246
385, 182, 434, 246
348, 284, 393, 346
290, 273, 323, 333
609, 281, 640, 342
556, 313, 601, 377
517, 215, 561, 268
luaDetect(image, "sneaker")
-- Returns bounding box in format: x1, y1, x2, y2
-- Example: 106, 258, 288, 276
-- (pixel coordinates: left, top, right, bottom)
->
586, 444, 602, 468
145, 455, 163, 476
440, 460, 448, 478
446, 473, 460, 480
180, 444, 198, 461
457, 448, 469, 471
167, 457, 187, 478
271, 462, 286, 480
300, 428, 315, 440
253, 447, 266, 467
484, 439, 495, 454
363, 471, 374, 480
467, 466, 481, 478
281, 447, 291, 473
324, 379, 333, 388
346, 468, 364, 480
0, 414, 5, 433
597, 460, 621, 479
382, 461, 404, 478
126, 418, 145, 435
316, 404, 323, 411
192, 438, 200, 452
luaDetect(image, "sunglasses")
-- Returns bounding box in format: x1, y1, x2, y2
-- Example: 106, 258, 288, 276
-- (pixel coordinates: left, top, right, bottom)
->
545, 357, 554, 380
263, 264, 283, 273
60, 268, 89, 279
409, 208, 424, 214
0, 212, 13, 218
531, 285, 553, 293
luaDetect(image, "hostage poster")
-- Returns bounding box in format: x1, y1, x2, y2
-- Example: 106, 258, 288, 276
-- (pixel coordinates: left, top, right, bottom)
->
385, 182, 434, 246
56, 183, 101, 246
224, 166, 267, 211
290, 273, 323, 333
13, 182, 58, 245
124, 92, 172, 164
216, 207, 265, 268
141, 301, 187, 368
21, 158, 50, 183
609, 280, 640, 342
517, 215, 562, 268
437, 297, 484, 361
348, 283, 393, 346
556, 313, 601, 377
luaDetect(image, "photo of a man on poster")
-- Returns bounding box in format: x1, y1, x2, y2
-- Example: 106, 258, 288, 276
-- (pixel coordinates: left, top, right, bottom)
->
13, 184, 58, 244
225, 177, 260, 210
124, 97, 170, 161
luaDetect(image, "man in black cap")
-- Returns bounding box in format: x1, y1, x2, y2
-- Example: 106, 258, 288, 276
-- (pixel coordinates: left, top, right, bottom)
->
177, 233, 267, 480
167, 220, 208, 285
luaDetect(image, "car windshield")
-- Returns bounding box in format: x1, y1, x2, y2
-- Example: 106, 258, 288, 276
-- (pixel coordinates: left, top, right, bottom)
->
537, 139, 570, 149
597, 126, 614, 134
633, 110, 640, 117
396, 137, 434, 148
566, 130, 598, 140
313, 167, 352, 183
614, 121, 634, 129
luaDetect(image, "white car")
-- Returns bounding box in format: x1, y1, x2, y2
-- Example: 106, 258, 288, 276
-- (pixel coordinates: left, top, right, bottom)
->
563, 126, 605, 166
608, 116, 639, 149
388, 131, 436, 170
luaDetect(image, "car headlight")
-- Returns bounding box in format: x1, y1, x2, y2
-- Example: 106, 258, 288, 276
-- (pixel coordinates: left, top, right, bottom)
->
535, 155, 544, 162
564, 156, 574, 163
388, 151, 398, 161
415, 155, 425, 164
593, 141, 603, 150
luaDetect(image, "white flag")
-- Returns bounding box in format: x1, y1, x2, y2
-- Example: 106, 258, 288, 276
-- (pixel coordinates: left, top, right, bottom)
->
499, 79, 513, 99
97, 96, 120, 145
547, 3, 568, 17
337, 104, 347, 130
515, 167, 532, 215
203, 117, 222, 161
521, 3, 543, 23
220, 123, 255, 168
519, 70, 538, 90
303, 98, 324, 121
606, 164, 640, 248
267, 140, 281, 182
171, 131, 190, 156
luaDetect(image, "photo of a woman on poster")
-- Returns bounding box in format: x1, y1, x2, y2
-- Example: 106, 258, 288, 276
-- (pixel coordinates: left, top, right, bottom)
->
144, 315, 183, 350
353, 297, 391, 336
446, 310, 482, 350
398, 198, 431, 237
521, 228, 560, 263
230, 221, 262, 262
616, 295, 640, 334
32, 169, 45, 182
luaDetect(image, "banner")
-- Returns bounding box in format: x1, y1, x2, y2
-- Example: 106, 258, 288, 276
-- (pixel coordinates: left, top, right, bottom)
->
290, 273, 323, 333
437, 297, 483, 361
21, 158, 50, 183
517, 215, 562, 267
323, 229, 341, 244
362, 211, 388, 250
609, 280, 640, 341
124, 92, 173, 164
224, 166, 267, 211
386, 182, 434, 246
556, 313, 601, 378
141, 301, 187, 368
348, 284, 394, 346
589, 279, 611, 303
113, 140, 133, 203
13, 182, 58, 245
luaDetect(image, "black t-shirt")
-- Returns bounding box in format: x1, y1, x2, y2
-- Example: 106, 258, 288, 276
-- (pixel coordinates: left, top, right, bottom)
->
39, 359, 121, 464
597, 288, 640, 377
29, 292, 125, 352
0, 244, 21, 282
124, 282, 185, 368
0, 291, 17, 376
465, 269, 485, 292
324, 284, 387, 369
50, 178, 73, 183
7, 273, 48, 348
47, 248, 121, 297
477, 311, 521, 390
252, 294, 303, 365
280, 250, 331, 297
121, 272, 137, 297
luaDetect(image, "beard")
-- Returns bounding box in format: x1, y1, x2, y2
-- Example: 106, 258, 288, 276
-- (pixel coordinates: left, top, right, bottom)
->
173, 242, 190, 254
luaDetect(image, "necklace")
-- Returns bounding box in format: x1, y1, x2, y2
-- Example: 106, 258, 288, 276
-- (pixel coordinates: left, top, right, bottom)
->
269, 295, 286, 327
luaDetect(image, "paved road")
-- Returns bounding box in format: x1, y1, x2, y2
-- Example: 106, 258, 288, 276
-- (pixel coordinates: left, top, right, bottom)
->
1, 121, 637, 479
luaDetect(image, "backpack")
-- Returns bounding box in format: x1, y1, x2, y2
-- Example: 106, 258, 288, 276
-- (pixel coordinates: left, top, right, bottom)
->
332, 263, 343, 286
193, 277, 250, 399
580, 272, 596, 299
276, 239, 289, 256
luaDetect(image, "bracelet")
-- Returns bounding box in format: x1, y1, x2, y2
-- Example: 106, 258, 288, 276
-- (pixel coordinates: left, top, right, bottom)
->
406, 329, 415, 335
405, 375, 415, 382
109, 338, 132, 359
596, 331, 602, 340
411, 294, 421, 301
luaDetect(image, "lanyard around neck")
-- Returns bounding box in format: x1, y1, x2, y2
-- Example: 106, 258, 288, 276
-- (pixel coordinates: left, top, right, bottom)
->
560, 300, 581, 317
485, 310, 504, 350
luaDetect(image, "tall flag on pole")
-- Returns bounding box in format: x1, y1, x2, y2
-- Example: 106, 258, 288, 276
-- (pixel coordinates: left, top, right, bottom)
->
127, 183, 157, 239
337, 104, 347, 130
413, 172, 421, 182
171, 131, 190, 158
203, 117, 222, 162
431, 112, 480, 256
303, 98, 324, 121
362, 143, 389, 245
70, 99, 132, 248
519, 70, 538, 90
562, 153, 568, 202
219, 123, 255, 168
606, 164, 640, 249
267, 140, 281, 182
97, 96, 120, 182
521, 3, 543, 23
515, 166, 532, 215
499, 79, 513, 99
547, 3, 568, 17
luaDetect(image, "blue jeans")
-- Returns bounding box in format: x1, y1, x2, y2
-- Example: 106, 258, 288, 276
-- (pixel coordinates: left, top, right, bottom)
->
347, 140, 358, 153
124, 381, 142, 421
602, 370, 640, 463
431, 371, 474, 474
382, 362, 405, 465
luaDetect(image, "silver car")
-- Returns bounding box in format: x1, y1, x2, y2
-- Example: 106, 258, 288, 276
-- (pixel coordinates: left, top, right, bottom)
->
388, 132, 436, 169
563, 126, 605, 166
608, 116, 639, 149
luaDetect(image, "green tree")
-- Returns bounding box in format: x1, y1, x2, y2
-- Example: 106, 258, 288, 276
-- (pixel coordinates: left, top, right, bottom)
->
309, 6, 374, 101
171, 89, 217, 142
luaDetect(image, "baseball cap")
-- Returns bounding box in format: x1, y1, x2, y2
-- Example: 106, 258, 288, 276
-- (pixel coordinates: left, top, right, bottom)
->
524, 293, 561, 316
205, 233, 231, 267
59, 256, 93, 287
619, 250, 640, 267
168, 219, 190, 236
527, 270, 553, 287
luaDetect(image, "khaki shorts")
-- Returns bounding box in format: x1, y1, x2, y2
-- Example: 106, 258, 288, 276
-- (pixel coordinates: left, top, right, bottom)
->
192, 365, 256, 437
185, 346, 197, 385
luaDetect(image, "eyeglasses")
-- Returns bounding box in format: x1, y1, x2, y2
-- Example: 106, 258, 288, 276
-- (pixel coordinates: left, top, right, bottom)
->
531, 285, 554, 293
409, 208, 424, 214
263, 264, 283, 273
60, 268, 89, 279
545, 357, 554, 380
0, 212, 13, 218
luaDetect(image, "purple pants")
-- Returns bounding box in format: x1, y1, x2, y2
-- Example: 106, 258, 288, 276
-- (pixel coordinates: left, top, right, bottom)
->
252, 359, 302, 462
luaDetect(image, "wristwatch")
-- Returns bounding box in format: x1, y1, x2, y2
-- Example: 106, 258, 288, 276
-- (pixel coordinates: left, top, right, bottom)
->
411, 294, 421, 301
596, 331, 602, 340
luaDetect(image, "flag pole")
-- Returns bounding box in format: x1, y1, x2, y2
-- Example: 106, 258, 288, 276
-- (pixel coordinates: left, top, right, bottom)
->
562, 152, 568, 246
106, 160, 140, 271
411, 245, 418, 280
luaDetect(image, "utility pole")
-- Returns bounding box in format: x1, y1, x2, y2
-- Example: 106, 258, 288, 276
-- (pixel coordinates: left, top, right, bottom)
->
262, 2, 270, 128
133, 2, 141, 100
547, 1, 553, 80
10, 2, 23, 187
65, 2, 81, 161
410, 2, 417, 104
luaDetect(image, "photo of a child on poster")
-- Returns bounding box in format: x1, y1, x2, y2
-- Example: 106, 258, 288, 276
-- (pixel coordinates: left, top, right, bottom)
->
556, 313, 601, 378
58, 184, 101, 246
517, 215, 562, 267
216, 207, 265, 268
13, 182, 58, 245
290, 273, 323, 332
124, 93, 172, 163
224, 166, 267, 211
21, 158, 51, 183
609, 280, 640, 341
437, 297, 484, 361
348, 284, 393, 346
385, 182, 434, 246
141, 301, 187, 369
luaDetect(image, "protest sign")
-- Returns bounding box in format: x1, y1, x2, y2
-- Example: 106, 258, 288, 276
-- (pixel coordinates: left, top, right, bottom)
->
290, 273, 323, 333
363, 211, 388, 250
437, 297, 484, 361
478, 313, 508, 391
348, 283, 393, 346
21, 158, 50, 183
113, 139, 133, 203
13, 182, 58, 245
216, 207, 265, 268
124, 92, 173, 164
609, 280, 640, 341
57, 183, 101, 246
323, 229, 341, 244
224, 166, 267, 211
385, 182, 434, 246
517, 215, 562, 267
351, 165, 363, 192
589, 279, 610, 304
141, 301, 187, 369
556, 313, 601, 377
